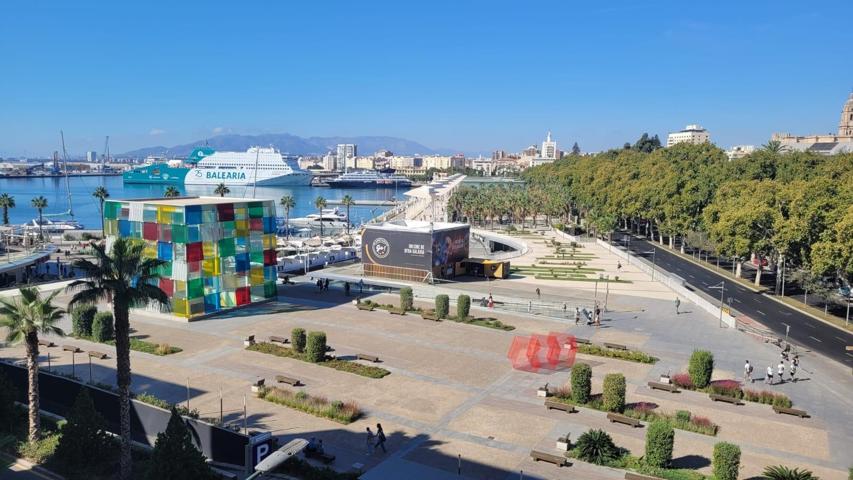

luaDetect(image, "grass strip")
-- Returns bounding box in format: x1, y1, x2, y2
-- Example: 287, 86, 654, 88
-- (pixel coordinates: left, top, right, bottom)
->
247, 342, 390, 379
576, 343, 657, 363
258, 386, 361, 424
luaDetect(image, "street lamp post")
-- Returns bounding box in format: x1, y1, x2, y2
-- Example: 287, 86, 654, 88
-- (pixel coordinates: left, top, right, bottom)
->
246, 439, 309, 480
642, 249, 656, 280
709, 282, 726, 328
604, 275, 610, 312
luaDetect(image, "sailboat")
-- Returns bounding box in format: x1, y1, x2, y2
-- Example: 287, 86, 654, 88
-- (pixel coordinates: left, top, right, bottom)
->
24, 131, 84, 234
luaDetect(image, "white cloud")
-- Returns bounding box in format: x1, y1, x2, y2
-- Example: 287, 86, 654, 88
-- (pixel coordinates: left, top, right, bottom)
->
212, 127, 226, 134
149, 128, 166, 136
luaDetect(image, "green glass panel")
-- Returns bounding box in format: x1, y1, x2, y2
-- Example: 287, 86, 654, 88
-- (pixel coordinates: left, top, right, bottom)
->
172, 224, 188, 244
187, 278, 204, 298
218, 237, 235, 257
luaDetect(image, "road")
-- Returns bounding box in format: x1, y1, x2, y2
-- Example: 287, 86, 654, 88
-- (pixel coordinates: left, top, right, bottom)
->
616, 233, 853, 368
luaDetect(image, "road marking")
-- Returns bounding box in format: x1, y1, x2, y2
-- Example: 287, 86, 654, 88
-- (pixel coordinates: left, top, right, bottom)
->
688, 273, 695, 278
805, 323, 817, 329
756, 310, 766, 316
835, 336, 846, 342
733, 298, 742, 303
808, 336, 822, 342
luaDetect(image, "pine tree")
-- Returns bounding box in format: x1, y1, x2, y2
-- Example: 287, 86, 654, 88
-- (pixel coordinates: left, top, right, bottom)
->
571, 142, 581, 155
54, 389, 115, 474
145, 408, 214, 480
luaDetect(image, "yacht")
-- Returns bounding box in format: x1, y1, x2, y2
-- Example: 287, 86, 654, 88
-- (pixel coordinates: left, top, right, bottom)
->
25, 218, 84, 233
325, 169, 412, 188
289, 208, 349, 229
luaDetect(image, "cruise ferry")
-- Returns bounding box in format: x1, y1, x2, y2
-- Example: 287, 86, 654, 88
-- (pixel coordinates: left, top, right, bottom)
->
123, 147, 313, 186
325, 169, 412, 188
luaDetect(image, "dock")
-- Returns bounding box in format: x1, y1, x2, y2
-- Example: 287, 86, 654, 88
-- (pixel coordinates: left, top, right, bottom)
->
325, 199, 399, 206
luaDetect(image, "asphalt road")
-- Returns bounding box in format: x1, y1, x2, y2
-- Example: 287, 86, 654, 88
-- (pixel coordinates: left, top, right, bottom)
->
615, 233, 853, 368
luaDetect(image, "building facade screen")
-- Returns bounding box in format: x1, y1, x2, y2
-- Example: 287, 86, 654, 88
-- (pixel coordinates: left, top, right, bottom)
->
362, 224, 469, 280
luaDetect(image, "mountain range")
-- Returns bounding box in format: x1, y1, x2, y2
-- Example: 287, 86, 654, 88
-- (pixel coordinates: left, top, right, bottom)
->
121, 133, 457, 158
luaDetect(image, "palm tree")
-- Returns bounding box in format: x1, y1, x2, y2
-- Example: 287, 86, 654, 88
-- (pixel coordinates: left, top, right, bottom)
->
214, 183, 230, 197
314, 196, 327, 237
761, 140, 786, 154
92, 186, 110, 235
0, 287, 65, 442
341, 194, 355, 235
0, 193, 15, 225
279, 195, 295, 241
31, 196, 48, 241
66, 238, 169, 480
163, 186, 180, 198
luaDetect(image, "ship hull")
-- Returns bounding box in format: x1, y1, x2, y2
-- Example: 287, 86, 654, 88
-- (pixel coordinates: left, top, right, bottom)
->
122, 164, 188, 184
326, 180, 411, 188
124, 163, 313, 186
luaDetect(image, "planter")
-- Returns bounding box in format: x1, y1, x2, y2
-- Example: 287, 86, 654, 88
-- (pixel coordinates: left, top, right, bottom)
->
556, 436, 571, 451
537, 388, 550, 398
659, 375, 671, 384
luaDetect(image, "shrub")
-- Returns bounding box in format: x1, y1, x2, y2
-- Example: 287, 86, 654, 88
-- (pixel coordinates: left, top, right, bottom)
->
399, 287, 413, 311
671, 372, 693, 389
573, 429, 619, 465
742, 388, 792, 408
146, 408, 217, 480
91, 311, 114, 342
456, 294, 471, 319
771, 394, 793, 408
709, 379, 743, 399
762, 465, 818, 480
247, 342, 390, 378
712, 442, 741, 480
291, 328, 306, 353
576, 343, 657, 364
602, 373, 626, 413
570, 363, 592, 404
258, 386, 361, 424
688, 350, 714, 388
17, 434, 60, 464
305, 331, 327, 363
645, 421, 675, 468
53, 389, 114, 474
435, 294, 449, 319
675, 410, 691, 423
71, 304, 97, 337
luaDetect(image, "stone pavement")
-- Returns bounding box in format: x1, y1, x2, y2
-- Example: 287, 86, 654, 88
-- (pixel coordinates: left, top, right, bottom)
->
1, 240, 852, 479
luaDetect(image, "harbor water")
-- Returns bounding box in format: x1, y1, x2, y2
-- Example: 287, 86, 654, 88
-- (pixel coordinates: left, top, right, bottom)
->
0, 176, 405, 229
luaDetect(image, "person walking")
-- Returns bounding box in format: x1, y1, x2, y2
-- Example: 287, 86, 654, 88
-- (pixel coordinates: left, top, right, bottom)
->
594, 305, 601, 326
777, 361, 785, 384
675, 297, 681, 315
562, 302, 567, 318
766, 365, 774, 385
527, 300, 532, 313
535, 287, 541, 300
789, 364, 797, 383
344, 282, 350, 296
365, 427, 375, 456
574, 306, 580, 326
487, 294, 494, 309
375, 423, 387, 453
359, 278, 364, 294
744, 360, 753, 383
617, 261, 622, 272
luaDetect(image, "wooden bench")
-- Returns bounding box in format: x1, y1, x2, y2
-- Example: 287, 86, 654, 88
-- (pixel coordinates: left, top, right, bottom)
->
544, 400, 577, 413
356, 304, 375, 311
607, 412, 641, 428
389, 309, 406, 315
603, 342, 627, 350
88, 351, 108, 360
62, 345, 81, 353
709, 393, 744, 405
356, 353, 380, 363
269, 335, 289, 345
647, 381, 680, 393
421, 311, 438, 321
773, 405, 809, 418
625, 472, 663, 480
305, 450, 335, 464
38, 339, 55, 348
275, 375, 301, 386
574, 337, 591, 345
530, 450, 568, 467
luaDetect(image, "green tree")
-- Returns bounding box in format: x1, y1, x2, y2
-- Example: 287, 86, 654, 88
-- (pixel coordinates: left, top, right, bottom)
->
71, 304, 97, 337
145, 408, 215, 480
0, 193, 15, 225
163, 186, 180, 198
571, 142, 581, 155
92, 311, 115, 342
0, 287, 65, 442
761, 140, 787, 154
214, 183, 230, 197
291, 327, 306, 353
712, 442, 741, 480
279, 194, 296, 240
457, 294, 470, 319
399, 286, 413, 311
573, 429, 619, 465
314, 196, 327, 237
305, 331, 327, 363
92, 186, 110, 235
645, 420, 675, 468
435, 294, 449, 319
341, 194, 355, 235
602, 373, 626, 413
53, 389, 114, 475
570, 363, 592, 404
688, 350, 714, 388
67, 238, 169, 480
31, 196, 48, 241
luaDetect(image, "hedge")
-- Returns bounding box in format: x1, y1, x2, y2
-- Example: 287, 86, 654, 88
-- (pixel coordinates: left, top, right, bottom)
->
435, 294, 449, 319
570, 363, 592, 404
71, 304, 97, 338
291, 328, 306, 353
457, 294, 470, 319
91, 312, 114, 342
645, 421, 675, 468
399, 287, 413, 311
305, 331, 327, 363
602, 373, 626, 413
712, 442, 741, 480
688, 350, 714, 388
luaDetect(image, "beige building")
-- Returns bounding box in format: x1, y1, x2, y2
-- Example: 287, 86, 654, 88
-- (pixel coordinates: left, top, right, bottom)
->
667, 124, 710, 147
772, 92, 853, 155
725, 145, 756, 160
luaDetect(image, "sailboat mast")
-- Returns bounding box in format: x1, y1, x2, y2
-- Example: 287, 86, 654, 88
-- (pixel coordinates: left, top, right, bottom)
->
251, 146, 261, 198
60, 130, 74, 219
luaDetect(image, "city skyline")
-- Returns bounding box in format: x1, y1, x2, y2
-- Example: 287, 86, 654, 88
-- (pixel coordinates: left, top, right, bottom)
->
1, 1, 852, 157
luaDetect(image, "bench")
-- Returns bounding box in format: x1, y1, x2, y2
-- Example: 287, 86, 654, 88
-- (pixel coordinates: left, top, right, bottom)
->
709, 393, 744, 405
356, 304, 375, 311
647, 381, 680, 393
607, 412, 642, 428
269, 335, 289, 345
603, 342, 627, 350
530, 450, 568, 467
574, 337, 591, 345
62, 345, 81, 353
421, 311, 438, 321
625, 472, 663, 480
389, 309, 406, 315
88, 351, 108, 360
356, 353, 380, 363
305, 450, 335, 464
772, 405, 809, 418
544, 400, 577, 413
38, 339, 55, 348
275, 375, 301, 386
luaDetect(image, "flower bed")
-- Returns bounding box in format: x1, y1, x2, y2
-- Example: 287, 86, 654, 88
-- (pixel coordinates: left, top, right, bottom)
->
359, 300, 516, 331
74, 334, 183, 356
246, 342, 390, 379
671, 373, 792, 408
258, 386, 361, 424
577, 343, 658, 364
623, 403, 718, 436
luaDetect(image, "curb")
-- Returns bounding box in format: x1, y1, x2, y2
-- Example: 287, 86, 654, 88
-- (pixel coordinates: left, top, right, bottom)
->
0, 451, 65, 480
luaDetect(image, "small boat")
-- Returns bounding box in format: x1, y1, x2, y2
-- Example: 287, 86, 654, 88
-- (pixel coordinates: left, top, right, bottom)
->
24, 218, 84, 233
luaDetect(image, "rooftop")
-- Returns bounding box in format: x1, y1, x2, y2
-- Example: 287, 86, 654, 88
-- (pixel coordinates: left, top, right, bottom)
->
114, 196, 273, 206
365, 219, 468, 233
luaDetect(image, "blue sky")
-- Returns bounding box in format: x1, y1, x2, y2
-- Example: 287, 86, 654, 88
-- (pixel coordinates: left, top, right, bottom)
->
1, 1, 852, 157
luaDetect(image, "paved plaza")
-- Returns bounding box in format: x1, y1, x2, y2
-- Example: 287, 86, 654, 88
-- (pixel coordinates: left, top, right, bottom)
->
2, 233, 851, 479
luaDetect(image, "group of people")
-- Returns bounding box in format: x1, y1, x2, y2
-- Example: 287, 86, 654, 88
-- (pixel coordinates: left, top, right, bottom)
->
315, 278, 330, 291
567, 304, 601, 327
365, 423, 387, 455
744, 349, 799, 386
